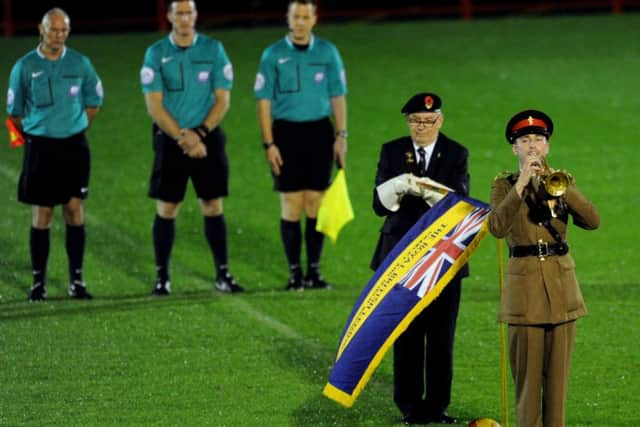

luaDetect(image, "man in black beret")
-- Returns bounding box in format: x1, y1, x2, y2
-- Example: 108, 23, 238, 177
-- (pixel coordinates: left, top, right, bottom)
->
371, 92, 470, 424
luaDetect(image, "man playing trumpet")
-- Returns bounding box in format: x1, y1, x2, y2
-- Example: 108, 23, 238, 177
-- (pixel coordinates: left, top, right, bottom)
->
488, 109, 600, 426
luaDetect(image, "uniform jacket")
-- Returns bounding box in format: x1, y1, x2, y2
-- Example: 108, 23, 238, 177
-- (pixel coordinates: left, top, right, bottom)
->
371, 134, 469, 270
489, 176, 600, 325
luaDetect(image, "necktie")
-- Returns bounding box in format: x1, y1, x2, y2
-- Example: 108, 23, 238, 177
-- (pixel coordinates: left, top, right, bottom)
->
417, 147, 426, 177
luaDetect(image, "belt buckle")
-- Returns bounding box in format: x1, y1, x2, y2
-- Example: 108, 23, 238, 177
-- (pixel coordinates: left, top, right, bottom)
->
537, 239, 549, 261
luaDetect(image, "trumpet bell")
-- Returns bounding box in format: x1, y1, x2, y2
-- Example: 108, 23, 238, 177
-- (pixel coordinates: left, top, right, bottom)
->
530, 157, 573, 200
544, 171, 570, 197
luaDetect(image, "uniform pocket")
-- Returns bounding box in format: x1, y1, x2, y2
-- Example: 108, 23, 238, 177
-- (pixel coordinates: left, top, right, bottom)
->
62, 76, 82, 104
276, 62, 300, 93
192, 61, 214, 86
502, 278, 527, 316
31, 77, 53, 107
558, 255, 576, 270
506, 258, 536, 276
161, 61, 184, 92
307, 63, 328, 88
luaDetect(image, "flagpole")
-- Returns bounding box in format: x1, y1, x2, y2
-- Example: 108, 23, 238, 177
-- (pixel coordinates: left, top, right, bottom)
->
497, 239, 509, 427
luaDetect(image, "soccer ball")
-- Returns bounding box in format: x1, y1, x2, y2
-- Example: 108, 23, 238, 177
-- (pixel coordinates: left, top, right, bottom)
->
468, 418, 501, 427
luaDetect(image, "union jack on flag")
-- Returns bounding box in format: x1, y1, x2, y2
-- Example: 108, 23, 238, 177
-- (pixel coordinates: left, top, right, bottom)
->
399, 205, 490, 298
323, 193, 490, 408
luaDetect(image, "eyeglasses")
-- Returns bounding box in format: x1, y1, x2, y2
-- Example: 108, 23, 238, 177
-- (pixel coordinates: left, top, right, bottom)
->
407, 115, 440, 127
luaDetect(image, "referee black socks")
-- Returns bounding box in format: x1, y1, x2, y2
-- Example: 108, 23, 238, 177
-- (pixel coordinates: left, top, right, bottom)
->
30, 227, 50, 286
204, 215, 229, 278
65, 224, 86, 283
305, 217, 324, 274
280, 219, 302, 269
153, 215, 175, 283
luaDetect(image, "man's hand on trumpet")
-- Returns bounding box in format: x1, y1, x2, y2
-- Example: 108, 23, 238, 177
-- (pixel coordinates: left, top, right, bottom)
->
515, 154, 544, 197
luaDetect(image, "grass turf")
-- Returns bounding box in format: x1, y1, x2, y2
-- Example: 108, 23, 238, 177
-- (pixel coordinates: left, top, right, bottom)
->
1, 13, 639, 426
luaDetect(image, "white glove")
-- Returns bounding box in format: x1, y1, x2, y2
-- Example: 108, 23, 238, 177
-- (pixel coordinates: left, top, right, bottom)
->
413, 177, 453, 207
391, 173, 410, 196
377, 173, 414, 211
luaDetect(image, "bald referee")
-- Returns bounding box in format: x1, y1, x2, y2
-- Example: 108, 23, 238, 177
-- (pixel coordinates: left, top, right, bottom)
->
141, 0, 243, 295
254, 0, 348, 291
6, 8, 103, 301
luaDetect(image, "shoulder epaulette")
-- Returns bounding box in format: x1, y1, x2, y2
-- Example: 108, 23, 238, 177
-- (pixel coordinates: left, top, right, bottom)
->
493, 171, 516, 181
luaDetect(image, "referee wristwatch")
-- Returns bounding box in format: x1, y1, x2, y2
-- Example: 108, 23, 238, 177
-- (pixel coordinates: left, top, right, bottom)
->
335, 130, 348, 139
263, 141, 275, 150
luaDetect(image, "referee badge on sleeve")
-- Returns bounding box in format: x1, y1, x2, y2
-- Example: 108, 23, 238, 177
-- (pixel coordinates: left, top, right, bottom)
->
140, 66, 155, 85
7, 88, 15, 107
223, 63, 233, 81
254, 73, 265, 91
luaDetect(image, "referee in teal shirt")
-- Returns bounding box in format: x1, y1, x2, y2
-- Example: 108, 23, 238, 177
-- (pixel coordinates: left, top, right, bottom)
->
255, 0, 348, 291
6, 8, 103, 301
141, 0, 243, 295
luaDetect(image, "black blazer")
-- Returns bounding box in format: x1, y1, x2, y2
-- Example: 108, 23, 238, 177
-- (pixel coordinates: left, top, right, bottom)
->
370, 133, 470, 271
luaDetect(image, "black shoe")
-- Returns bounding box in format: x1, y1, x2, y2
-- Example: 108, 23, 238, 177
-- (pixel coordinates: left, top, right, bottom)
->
68, 281, 93, 300
303, 272, 331, 289
215, 272, 245, 294
28, 282, 47, 302
285, 274, 304, 291
427, 412, 458, 424
402, 412, 430, 425
151, 279, 171, 296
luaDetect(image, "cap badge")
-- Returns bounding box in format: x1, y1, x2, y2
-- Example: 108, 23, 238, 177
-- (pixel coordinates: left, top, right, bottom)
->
527, 116, 534, 125
425, 96, 434, 109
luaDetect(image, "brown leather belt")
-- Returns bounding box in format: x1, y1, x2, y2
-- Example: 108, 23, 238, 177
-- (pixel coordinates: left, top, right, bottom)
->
509, 240, 569, 260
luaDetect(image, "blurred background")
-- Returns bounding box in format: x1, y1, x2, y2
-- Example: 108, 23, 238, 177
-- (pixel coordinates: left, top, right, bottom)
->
2, 0, 640, 35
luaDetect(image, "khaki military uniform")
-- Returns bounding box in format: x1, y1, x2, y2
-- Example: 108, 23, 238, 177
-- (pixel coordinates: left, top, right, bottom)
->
489, 174, 600, 427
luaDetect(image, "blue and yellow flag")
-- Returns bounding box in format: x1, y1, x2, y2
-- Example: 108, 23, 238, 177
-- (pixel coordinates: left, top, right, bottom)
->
316, 169, 354, 243
323, 193, 490, 407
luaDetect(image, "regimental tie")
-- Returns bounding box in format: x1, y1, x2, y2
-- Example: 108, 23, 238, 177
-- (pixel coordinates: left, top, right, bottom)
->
417, 147, 427, 177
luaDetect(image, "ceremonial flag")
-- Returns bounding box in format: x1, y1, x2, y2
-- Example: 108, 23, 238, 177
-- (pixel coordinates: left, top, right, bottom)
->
316, 169, 355, 243
323, 192, 490, 407
5, 118, 25, 148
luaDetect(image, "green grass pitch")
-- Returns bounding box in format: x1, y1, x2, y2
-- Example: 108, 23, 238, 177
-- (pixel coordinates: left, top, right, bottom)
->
1, 13, 639, 426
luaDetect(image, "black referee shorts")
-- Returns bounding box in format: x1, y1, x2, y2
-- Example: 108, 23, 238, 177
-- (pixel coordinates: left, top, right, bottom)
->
148, 124, 229, 203
272, 117, 334, 192
18, 132, 90, 207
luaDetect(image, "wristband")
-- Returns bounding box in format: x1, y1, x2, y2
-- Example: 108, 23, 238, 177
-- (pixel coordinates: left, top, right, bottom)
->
335, 130, 348, 139
192, 124, 210, 139
263, 141, 275, 150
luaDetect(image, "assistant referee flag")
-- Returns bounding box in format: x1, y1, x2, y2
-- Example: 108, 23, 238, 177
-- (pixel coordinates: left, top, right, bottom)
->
5, 118, 24, 148
316, 169, 354, 243
323, 192, 490, 407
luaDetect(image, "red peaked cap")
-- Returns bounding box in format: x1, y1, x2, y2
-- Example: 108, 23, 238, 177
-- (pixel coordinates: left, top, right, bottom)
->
401, 93, 442, 114
505, 109, 554, 144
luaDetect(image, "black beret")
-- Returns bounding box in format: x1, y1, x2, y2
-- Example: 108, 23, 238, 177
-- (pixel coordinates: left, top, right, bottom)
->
505, 109, 554, 144
401, 93, 442, 114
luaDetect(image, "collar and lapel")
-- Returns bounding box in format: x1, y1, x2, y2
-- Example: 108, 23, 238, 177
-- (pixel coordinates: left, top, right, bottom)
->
401, 136, 443, 177
425, 137, 443, 178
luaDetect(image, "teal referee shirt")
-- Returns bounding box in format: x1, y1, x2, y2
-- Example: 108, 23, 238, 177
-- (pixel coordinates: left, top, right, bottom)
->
254, 34, 347, 122
6, 46, 103, 138
140, 33, 233, 129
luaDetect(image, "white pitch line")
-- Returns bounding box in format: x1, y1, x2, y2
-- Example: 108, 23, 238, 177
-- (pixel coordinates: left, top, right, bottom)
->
230, 297, 327, 352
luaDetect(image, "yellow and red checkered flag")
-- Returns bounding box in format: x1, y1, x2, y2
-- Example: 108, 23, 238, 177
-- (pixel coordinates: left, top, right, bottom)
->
5, 118, 25, 148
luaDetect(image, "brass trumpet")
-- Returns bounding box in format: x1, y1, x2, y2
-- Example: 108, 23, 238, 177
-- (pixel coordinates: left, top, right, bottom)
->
530, 156, 573, 200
